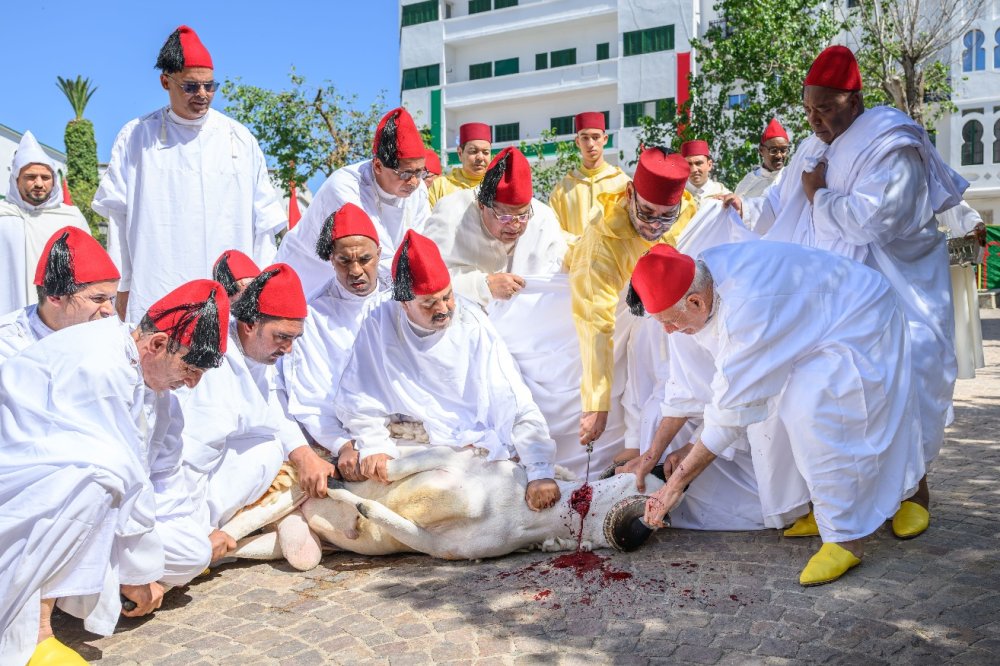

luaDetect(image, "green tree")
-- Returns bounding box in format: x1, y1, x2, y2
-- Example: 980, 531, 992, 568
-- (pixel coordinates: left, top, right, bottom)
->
55, 75, 104, 241
222, 68, 386, 196
635, 0, 844, 186
851, 0, 985, 129
519, 128, 582, 201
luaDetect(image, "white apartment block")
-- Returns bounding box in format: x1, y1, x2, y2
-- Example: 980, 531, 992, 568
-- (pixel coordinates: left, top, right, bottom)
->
398, 0, 715, 171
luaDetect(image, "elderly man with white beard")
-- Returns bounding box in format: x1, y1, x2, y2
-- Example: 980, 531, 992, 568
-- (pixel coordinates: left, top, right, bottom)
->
424, 146, 567, 308
724, 46, 967, 540
630, 242, 924, 586
0, 131, 91, 316
0, 280, 229, 665
180, 263, 335, 536
0, 227, 119, 364
277, 107, 431, 296
334, 229, 560, 511
281, 203, 388, 483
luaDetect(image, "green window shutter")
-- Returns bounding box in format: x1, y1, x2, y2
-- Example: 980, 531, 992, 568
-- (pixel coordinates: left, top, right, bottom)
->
402, 64, 440, 90
597, 42, 610, 60
401, 1, 439, 27
427, 64, 440, 86
494, 57, 519, 76
550, 115, 575, 135
550, 48, 577, 67
470, 62, 493, 80
535, 53, 548, 70
623, 102, 644, 127
494, 0, 518, 8
623, 30, 641, 57
603, 110, 611, 127
494, 122, 520, 142
623, 26, 674, 56
469, 0, 491, 14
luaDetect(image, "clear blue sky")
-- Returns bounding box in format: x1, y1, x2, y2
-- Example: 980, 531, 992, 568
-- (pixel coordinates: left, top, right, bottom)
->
0, 0, 399, 191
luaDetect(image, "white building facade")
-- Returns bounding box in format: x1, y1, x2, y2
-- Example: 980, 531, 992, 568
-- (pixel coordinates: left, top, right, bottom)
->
398, 0, 715, 170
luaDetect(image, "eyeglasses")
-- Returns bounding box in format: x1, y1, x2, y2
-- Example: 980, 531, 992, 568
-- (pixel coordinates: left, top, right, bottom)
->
764, 146, 790, 156
489, 205, 533, 225
631, 194, 679, 229
391, 167, 432, 182
167, 75, 220, 94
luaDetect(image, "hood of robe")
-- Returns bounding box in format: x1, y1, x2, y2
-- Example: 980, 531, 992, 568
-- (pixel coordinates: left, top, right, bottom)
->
6, 130, 61, 211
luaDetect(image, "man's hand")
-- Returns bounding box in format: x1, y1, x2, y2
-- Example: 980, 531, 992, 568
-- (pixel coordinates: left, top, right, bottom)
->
720, 194, 744, 217
617, 450, 659, 493
487, 273, 526, 300
208, 529, 237, 561
289, 445, 338, 498
115, 291, 129, 321
120, 582, 165, 618
360, 453, 394, 484
661, 443, 694, 478
644, 481, 685, 529
801, 160, 827, 203
525, 478, 561, 511
579, 411, 608, 446
337, 441, 365, 482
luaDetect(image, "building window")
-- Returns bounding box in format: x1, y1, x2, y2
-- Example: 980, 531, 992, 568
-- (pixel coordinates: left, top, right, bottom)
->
964, 30, 985, 72
550, 115, 575, 135
535, 53, 548, 70
726, 94, 748, 109
494, 57, 519, 76
469, 0, 490, 14
624, 99, 674, 127
550, 48, 577, 68
402, 64, 440, 90
962, 119, 984, 165
494, 123, 519, 143
993, 119, 1000, 163
623, 25, 674, 56
597, 42, 610, 60
624, 102, 644, 127
470, 62, 492, 80
494, 0, 518, 8
846, 0, 859, 8
402, 0, 439, 27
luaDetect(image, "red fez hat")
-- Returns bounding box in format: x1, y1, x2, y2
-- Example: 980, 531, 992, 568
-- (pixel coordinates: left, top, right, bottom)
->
804, 45, 862, 91
459, 123, 491, 145
332, 203, 380, 244
254, 263, 308, 319
761, 118, 789, 143
574, 112, 606, 133
34, 226, 120, 294
373, 107, 426, 161
176, 25, 213, 70
424, 148, 442, 176
631, 245, 696, 315
485, 146, 533, 207
680, 140, 711, 159
214, 250, 259, 282
392, 230, 451, 298
146, 279, 230, 366
632, 149, 690, 207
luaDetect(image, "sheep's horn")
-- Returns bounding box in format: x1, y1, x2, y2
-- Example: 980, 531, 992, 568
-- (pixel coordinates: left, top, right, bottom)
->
603, 495, 662, 552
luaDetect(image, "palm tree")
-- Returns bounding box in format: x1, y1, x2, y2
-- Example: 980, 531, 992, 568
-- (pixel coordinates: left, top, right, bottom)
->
55, 75, 103, 242
55, 75, 98, 121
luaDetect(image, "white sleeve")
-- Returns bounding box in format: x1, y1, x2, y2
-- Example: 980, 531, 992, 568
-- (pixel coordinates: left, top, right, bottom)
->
92, 125, 134, 289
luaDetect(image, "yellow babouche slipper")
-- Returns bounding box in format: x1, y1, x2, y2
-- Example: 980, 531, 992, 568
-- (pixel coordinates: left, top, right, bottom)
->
892, 500, 930, 539
799, 542, 861, 587
783, 511, 819, 537
27, 636, 88, 665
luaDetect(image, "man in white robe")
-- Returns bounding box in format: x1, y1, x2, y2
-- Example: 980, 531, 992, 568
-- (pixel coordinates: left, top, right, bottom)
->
281, 203, 387, 481
632, 242, 924, 586
92, 25, 287, 322
0, 280, 229, 665
0, 130, 90, 316
276, 107, 431, 296
335, 230, 561, 510
182, 264, 334, 535
734, 118, 791, 199
726, 46, 967, 539
681, 140, 731, 205
0, 227, 119, 364
424, 147, 567, 308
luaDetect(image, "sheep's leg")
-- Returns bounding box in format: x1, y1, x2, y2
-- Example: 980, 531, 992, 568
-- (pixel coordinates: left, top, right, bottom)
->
276, 510, 323, 571
326, 487, 442, 556
232, 530, 283, 560
385, 446, 471, 482
221, 487, 306, 541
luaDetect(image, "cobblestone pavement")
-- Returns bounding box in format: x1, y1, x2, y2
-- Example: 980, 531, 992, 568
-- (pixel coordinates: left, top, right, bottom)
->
54, 312, 1000, 665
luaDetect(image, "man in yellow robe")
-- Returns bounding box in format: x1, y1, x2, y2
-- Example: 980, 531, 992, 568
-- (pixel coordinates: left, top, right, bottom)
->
549, 112, 630, 239
427, 123, 492, 208
569, 148, 697, 448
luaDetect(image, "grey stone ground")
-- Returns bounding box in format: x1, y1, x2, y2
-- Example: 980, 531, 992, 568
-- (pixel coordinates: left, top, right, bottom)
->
54, 312, 1000, 665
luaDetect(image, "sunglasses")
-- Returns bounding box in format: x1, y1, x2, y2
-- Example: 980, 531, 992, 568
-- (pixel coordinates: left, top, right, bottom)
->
167, 75, 220, 94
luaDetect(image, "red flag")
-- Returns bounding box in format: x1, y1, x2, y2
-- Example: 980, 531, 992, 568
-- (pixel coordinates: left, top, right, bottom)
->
61, 175, 73, 205
288, 180, 302, 229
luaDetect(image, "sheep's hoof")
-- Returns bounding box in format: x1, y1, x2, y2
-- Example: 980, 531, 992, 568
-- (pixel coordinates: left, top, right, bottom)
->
356, 502, 370, 518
